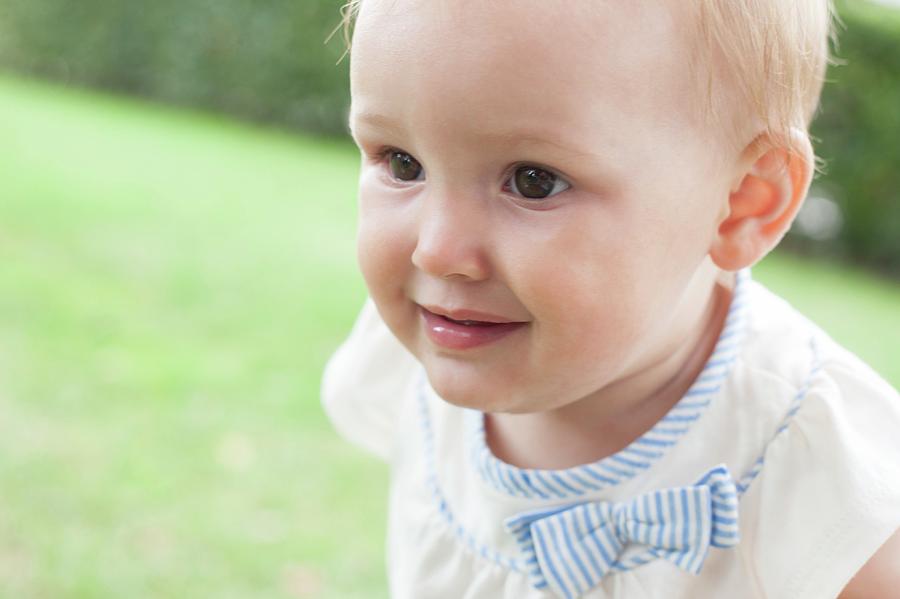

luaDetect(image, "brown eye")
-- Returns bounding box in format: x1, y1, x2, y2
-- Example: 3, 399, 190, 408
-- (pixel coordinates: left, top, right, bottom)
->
510, 166, 569, 200
388, 151, 423, 181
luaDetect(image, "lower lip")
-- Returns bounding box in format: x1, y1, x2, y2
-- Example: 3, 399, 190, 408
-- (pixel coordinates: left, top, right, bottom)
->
420, 307, 526, 350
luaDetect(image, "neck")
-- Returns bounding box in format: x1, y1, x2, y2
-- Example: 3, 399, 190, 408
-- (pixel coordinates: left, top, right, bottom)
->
486, 269, 735, 470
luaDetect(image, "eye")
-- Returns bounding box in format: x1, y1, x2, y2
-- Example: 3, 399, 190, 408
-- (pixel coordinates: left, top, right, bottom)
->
506, 165, 570, 200
387, 150, 424, 182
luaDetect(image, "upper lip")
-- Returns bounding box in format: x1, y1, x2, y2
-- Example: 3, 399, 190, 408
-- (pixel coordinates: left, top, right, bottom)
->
419, 304, 523, 324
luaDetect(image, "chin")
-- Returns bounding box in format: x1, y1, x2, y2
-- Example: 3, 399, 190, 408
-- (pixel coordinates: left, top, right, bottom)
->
422, 364, 514, 412
426, 372, 491, 410
422, 365, 552, 414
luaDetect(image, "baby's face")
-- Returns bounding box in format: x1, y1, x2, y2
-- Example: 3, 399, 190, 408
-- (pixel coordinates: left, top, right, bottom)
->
349, 0, 736, 413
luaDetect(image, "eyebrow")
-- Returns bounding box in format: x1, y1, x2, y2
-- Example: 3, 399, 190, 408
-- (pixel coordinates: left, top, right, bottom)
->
349, 111, 597, 161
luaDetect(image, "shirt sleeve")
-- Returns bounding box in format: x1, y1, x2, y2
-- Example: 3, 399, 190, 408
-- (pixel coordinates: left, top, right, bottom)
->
320, 298, 420, 461
745, 341, 900, 599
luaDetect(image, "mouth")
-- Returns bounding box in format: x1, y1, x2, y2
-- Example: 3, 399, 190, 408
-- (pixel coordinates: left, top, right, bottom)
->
418, 305, 527, 350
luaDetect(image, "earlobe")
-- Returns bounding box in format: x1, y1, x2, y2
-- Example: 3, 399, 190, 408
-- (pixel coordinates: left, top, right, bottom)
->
709, 129, 814, 271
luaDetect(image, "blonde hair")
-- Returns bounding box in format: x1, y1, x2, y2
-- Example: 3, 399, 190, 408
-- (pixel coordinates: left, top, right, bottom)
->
689, 1, 839, 163
329, 0, 363, 61
330, 0, 838, 161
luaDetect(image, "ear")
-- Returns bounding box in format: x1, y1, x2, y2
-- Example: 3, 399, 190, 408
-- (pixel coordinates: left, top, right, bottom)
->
709, 128, 814, 271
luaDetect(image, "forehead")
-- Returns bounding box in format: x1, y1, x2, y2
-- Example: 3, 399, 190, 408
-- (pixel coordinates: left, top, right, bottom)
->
349, 0, 703, 154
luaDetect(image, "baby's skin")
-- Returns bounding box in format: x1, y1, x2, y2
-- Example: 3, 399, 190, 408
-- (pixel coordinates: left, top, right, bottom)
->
344, 0, 898, 593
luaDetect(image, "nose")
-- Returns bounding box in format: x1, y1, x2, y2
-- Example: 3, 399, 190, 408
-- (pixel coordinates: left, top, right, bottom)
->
410, 190, 491, 281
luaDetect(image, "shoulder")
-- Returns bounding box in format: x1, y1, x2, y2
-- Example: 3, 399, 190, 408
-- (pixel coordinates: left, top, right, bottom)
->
741, 278, 897, 407
321, 298, 420, 460
736, 280, 900, 599
818, 348, 900, 598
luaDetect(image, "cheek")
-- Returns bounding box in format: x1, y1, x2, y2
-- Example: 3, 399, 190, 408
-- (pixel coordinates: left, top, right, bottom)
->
531, 258, 646, 359
355, 185, 415, 299
504, 207, 668, 377
505, 213, 644, 356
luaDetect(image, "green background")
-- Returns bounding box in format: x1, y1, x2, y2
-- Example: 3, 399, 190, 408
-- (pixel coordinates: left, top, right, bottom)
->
0, 0, 898, 596
1, 74, 898, 598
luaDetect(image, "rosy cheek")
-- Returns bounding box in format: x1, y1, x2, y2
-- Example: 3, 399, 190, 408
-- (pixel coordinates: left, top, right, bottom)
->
357, 215, 394, 289
356, 187, 417, 298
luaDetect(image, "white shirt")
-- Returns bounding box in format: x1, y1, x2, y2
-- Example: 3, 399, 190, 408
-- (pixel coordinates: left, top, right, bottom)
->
321, 272, 900, 599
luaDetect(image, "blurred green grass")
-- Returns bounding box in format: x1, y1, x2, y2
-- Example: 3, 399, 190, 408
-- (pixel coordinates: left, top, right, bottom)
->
0, 75, 897, 598
0, 75, 384, 599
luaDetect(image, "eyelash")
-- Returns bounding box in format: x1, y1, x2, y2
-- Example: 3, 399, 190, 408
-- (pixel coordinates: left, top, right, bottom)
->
369, 146, 571, 200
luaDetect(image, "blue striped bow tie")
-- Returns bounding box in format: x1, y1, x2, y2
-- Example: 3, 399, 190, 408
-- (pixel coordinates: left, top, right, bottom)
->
503, 465, 740, 599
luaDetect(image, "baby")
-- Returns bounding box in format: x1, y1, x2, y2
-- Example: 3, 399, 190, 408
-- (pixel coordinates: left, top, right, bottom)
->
321, 1, 900, 597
